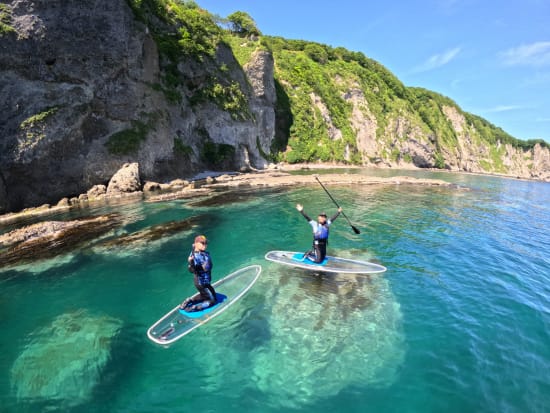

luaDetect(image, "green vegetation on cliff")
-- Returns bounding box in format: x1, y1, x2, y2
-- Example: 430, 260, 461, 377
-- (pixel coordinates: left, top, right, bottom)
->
126, 0, 250, 120
105, 121, 150, 155
126, 1, 546, 172
18, 107, 59, 149
20, 107, 59, 130
0, 4, 15, 36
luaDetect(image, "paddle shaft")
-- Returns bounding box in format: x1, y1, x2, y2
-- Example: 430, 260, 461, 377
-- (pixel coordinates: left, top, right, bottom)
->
314, 176, 360, 234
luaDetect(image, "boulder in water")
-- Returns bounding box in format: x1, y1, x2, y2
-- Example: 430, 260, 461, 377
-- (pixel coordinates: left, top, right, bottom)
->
106, 163, 141, 195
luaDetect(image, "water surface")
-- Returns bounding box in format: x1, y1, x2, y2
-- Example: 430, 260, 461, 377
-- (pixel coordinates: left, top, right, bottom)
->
1, 171, 549, 413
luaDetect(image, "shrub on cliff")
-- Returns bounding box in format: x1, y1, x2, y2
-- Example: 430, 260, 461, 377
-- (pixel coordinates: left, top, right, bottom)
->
227, 11, 261, 37
0, 4, 15, 36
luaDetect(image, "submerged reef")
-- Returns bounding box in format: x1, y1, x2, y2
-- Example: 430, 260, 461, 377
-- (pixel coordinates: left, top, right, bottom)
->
11, 310, 122, 406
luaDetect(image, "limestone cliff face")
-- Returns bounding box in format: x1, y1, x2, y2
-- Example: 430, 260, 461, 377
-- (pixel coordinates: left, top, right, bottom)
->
201, 49, 275, 169
311, 83, 549, 178
0, 0, 275, 213
440, 105, 550, 179
343, 87, 378, 163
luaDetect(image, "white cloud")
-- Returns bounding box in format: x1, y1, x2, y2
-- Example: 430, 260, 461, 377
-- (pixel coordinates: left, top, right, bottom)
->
500, 41, 550, 66
413, 47, 461, 72
535, 117, 550, 122
484, 105, 524, 113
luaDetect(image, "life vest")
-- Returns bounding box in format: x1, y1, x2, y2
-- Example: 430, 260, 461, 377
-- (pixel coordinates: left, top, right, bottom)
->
313, 223, 329, 241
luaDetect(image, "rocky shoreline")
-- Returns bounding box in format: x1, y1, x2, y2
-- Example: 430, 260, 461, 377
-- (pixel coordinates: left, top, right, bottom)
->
0, 161, 462, 270
0, 163, 466, 268
0, 162, 456, 225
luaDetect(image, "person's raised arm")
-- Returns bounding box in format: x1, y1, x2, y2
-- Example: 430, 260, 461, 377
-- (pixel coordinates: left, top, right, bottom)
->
330, 207, 343, 222
187, 249, 196, 273
296, 204, 312, 221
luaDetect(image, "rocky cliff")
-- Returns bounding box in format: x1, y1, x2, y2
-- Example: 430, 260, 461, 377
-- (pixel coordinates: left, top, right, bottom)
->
0, 0, 547, 214
0, 0, 274, 213
252, 37, 549, 181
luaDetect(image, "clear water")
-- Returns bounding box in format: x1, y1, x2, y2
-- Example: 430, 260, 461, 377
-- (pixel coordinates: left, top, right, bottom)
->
1, 171, 549, 413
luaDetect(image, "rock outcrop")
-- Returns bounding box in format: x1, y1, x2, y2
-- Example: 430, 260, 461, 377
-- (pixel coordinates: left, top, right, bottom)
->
87, 184, 107, 199
0, 214, 121, 268
106, 162, 141, 195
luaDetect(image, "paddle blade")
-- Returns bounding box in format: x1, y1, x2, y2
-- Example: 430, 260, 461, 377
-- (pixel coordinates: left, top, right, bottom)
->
351, 225, 361, 234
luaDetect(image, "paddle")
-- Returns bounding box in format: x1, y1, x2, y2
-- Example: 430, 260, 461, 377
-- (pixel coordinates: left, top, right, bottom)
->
314, 175, 361, 234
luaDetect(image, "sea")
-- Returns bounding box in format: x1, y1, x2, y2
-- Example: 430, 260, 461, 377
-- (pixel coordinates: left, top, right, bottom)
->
0, 169, 549, 413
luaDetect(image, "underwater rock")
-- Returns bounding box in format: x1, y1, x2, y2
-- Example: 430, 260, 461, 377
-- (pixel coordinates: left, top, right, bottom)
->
95, 215, 202, 252
187, 188, 285, 208
10, 309, 122, 406
186, 190, 258, 207
145, 187, 212, 203
0, 214, 121, 268
251, 263, 405, 408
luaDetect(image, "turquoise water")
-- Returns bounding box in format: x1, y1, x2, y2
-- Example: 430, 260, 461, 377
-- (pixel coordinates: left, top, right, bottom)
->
1, 171, 549, 412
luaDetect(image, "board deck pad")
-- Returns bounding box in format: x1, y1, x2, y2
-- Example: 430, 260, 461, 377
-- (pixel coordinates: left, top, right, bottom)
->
291, 253, 328, 266
265, 251, 387, 274
147, 265, 261, 345
178, 293, 227, 318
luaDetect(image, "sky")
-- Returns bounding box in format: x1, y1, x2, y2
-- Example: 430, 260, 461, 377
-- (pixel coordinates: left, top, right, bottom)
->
196, 0, 550, 143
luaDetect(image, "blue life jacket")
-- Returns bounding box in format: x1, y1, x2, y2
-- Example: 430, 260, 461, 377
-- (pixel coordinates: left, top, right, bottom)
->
310, 221, 330, 241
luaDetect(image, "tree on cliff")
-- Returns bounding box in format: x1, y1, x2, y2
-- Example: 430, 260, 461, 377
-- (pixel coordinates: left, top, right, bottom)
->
227, 11, 261, 37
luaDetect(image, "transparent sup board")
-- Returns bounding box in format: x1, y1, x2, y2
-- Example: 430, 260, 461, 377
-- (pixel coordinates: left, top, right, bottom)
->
147, 264, 262, 345
264, 251, 387, 274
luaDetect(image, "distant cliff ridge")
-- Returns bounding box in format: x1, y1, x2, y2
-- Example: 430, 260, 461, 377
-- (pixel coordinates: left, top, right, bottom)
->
0, 0, 547, 213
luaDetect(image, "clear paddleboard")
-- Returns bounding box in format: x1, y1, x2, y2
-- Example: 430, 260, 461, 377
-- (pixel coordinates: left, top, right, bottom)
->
147, 264, 262, 345
264, 251, 387, 274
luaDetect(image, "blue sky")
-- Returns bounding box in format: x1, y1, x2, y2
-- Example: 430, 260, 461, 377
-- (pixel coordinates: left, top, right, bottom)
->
196, 0, 550, 143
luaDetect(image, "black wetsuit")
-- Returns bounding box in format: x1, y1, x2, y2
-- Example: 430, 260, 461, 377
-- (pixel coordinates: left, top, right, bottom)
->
186, 251, 217, 310
299, 210, 341, 263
